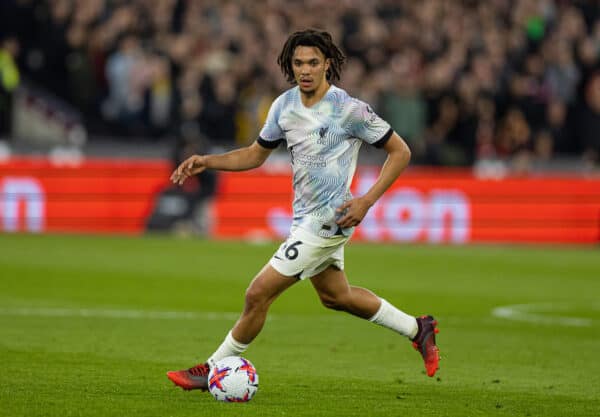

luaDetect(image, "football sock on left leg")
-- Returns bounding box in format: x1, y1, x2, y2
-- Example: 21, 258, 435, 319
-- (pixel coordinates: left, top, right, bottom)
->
368, 298, 418, 339
206, 330, 249, 368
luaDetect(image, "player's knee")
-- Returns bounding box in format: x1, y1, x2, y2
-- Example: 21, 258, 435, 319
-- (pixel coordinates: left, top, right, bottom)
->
244, 286, 269, 312
319, 293, 349, 311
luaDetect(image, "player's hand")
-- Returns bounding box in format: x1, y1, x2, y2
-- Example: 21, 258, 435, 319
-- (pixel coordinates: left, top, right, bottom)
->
335, 197, 371, 228
170, 155, 207, 185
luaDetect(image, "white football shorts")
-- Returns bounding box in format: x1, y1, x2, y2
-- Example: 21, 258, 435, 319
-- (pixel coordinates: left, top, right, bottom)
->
269, 226, 349, 280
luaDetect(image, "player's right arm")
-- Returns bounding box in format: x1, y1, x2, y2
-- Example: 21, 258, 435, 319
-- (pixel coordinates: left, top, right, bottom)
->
172, 93, 286, 185
170, 141, 273, 185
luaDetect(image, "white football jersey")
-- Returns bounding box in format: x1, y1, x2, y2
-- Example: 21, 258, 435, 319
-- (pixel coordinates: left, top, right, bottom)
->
258, 85, 392, 238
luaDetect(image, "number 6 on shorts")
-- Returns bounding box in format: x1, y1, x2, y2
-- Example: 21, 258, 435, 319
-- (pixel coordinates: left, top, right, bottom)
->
284, 241, 302, 260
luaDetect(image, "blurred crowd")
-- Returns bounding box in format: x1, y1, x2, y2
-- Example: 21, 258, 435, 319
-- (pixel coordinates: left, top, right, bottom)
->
1, 0, 600, 168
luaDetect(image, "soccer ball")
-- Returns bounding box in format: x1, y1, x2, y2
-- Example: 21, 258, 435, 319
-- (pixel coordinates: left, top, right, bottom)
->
208, 356, 259, 402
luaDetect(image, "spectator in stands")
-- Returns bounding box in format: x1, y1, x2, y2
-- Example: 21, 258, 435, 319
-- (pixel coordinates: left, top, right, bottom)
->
544, 38, 581, 104
102, 34, 145, 131
421, 94, 459, 166
64, 24, 97, 117
378, 48, 427, 154
199, 73, 238, 146
0, 36, 20, 138
570, 71, 600, 166
144, 55, 176, 138
545, 99, 569, 154
496, 107, 532, 159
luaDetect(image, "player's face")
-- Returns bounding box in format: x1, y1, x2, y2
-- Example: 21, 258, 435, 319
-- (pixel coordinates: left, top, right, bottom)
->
292, 46, 330, 95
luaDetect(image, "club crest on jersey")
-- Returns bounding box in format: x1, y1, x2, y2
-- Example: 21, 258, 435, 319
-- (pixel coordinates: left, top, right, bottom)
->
317, 126, 329, 144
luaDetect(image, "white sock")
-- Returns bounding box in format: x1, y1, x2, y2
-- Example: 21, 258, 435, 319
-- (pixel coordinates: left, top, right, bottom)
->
369, 298, 418, 339
206, 330, 249, 368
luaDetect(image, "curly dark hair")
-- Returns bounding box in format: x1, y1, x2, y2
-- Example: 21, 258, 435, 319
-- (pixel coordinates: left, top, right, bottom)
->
277, 29, 346, 84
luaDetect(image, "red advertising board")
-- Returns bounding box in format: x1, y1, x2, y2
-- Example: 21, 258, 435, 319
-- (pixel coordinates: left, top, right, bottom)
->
0, 157, 171, 234
1, 157, 599, 243
213, 168, 600, 244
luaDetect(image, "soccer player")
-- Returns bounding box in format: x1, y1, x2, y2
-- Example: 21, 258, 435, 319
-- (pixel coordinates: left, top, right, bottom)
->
167, 29, 440, 391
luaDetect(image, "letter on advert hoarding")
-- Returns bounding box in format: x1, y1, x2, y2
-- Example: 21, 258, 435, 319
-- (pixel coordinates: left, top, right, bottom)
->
0, 177, 45, 232
428, 190, 470, 243
383, 188, 426, 241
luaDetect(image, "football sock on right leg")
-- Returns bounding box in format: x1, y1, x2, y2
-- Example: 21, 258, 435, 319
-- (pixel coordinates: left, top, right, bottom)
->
368, 298, 418, 339
206, 330, 249, 368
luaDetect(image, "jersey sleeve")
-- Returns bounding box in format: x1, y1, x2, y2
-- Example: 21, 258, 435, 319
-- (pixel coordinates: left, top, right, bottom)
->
349, 99, 393, 148
257, 95, 285, 149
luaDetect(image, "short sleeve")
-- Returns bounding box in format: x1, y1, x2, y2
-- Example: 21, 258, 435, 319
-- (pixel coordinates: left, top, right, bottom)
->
349, 99, 393, 148
258, 95, 285, 148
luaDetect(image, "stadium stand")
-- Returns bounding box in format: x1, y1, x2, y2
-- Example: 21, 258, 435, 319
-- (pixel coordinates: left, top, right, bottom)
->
1, 0, 599, 172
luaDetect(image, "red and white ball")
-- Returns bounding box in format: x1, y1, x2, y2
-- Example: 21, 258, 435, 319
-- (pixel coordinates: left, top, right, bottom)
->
207, 356, 259, 402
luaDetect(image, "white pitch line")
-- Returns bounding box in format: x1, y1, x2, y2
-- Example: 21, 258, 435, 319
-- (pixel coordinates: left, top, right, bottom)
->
491, 303, 595, 327
0, 307, 241, 321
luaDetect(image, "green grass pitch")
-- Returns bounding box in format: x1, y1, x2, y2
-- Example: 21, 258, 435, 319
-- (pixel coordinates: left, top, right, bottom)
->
1, 234, 599, 417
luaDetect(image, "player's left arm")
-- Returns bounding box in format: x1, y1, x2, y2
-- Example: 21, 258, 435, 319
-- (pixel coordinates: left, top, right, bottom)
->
336, 132, 411, 228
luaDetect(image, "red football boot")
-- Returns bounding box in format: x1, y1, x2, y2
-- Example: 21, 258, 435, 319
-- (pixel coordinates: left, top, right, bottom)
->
167, 363, 210, 391
412, 315, 440, 377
